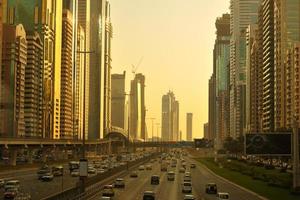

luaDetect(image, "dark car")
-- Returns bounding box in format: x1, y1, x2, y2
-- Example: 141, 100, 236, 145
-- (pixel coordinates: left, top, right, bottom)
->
143, 191, 155, 200
151, 175, 160, 185
205, 183, 217, 194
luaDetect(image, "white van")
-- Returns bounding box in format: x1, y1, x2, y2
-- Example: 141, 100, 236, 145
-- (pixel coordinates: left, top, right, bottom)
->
167, 171, 175, 181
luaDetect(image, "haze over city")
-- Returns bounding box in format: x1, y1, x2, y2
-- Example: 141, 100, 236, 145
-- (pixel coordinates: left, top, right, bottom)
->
111, 0, 229, 139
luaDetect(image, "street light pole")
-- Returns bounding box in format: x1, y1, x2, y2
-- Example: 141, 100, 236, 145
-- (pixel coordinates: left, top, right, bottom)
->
76, 50, 95, 193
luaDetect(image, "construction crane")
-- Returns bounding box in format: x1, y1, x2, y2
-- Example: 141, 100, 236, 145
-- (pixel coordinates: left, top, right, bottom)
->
132, 57, 144, 76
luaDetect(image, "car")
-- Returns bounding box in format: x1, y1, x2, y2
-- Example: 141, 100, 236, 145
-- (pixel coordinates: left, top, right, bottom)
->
205, 183, 217, 194
182, 182, 192, 193
184, 175, 192, 182
190, 164, 196, 168
139, 165, 145, 170
171, 163, 176, 168
100, 197, 112, 200
143, 191, 155, 200
179, 167, 185, 173
217, 192, 230, 200
151, 175, 160, 185
71, 169, 79, 177
102, 185, 115, 197
4, 187, 19, 199
97, 168, 106, 174
146, 165, 152, 170
41, 173, 54, 181
184, 194, 196, 200
167, 171, 175, 181
37, 165, 51, 179
130, 171, 138, 178
0, 179, 5, 188
114, 178, 125, 188
88, 167, 97, 174
4, 180, 20, 190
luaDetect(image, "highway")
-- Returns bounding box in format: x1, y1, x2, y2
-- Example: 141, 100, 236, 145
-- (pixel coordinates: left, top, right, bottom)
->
0, 163, 79, 199
91, 154, 264, 200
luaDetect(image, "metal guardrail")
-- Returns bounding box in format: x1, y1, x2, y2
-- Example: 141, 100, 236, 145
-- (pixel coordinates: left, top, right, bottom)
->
43, 153, 160, 200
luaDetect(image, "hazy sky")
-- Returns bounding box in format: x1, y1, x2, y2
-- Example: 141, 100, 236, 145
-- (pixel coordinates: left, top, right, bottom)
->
110, 0, 229, 139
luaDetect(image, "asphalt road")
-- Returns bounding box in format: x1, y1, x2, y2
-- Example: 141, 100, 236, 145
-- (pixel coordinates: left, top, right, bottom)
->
92, 155, 264, 200
0, 163, 80, 199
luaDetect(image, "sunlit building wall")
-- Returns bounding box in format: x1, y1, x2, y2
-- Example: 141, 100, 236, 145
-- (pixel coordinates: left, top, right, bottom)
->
88, 0, 106, 139
229, 0, 261, 138
60, 9, 73, 139
130, 73, 146, 140
0, 24, 26, 137
259, 0, 275, 132
25, 32, 43, 137
77, 0, 90, 140
274, 0, 300, 131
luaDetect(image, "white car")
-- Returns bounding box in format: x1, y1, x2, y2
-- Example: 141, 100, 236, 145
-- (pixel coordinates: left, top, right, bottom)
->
114, 178, 125, 188
139, 165, 145, 170
71, 169, 79, 177
217, 192, 230, 200
184, 194, 196, 200
182, 182, 192, 193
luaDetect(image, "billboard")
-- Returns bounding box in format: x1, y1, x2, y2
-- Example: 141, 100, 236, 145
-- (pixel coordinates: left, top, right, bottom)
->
245, 133, 291, 155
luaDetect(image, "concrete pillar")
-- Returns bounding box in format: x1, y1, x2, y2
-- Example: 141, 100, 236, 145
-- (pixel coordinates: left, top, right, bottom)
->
9, 149, 17, 166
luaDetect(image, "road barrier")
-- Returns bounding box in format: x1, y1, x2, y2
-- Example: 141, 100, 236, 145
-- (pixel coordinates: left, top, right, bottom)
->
43, 152, 160, 200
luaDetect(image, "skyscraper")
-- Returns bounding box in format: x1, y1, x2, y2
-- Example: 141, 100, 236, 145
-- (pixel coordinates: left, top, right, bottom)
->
274, 0, 300, 130
186, 113, 193, 141
25, 31, 43, 137
161, 91, 179, 141
260, 0, 275, 132
214, 13, 230, 145
229, 0, 261, 138
111, 72, 126, 129
130, 73, 146, 140
88, 0, 107, 139
0, 24, 27, 137
208, 75, 216, 141
78, 0, 90, 139
60, 9, 73, 139
5, 0, 63, 139
103, 1, 113, 136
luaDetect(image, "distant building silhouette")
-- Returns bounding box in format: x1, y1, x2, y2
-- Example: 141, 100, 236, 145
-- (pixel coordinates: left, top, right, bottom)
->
186, 113, 193, 141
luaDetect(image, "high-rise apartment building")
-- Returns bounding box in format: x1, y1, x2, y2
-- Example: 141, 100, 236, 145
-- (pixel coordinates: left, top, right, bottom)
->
259, 0, 275, 132
130, 73, 146, 140
78, 0, 90, 139
229, 0, 261, 138
186, 113, 193, 141
111, 72, 126, 129
161, 91, 179, 141
25, 32, 43, 137
5, 0, 63, 139
0, 24, 27, 137
245, 24, 262, 133
274, 0, 300, 130
214, 13, 230, 145
60, 9, 73, 139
